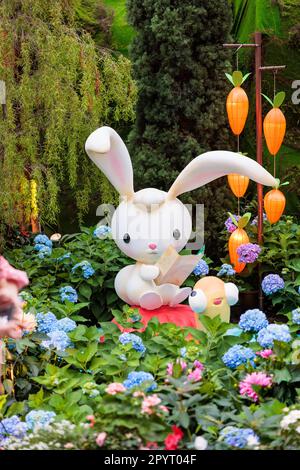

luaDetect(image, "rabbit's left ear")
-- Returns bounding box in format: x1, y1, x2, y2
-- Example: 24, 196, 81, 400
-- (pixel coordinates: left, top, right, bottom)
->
167, 151, 276, 199
224, 282, 239, 306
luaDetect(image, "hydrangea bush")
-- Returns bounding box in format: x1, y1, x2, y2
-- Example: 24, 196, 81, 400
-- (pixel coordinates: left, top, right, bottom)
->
1, 224, 300, 450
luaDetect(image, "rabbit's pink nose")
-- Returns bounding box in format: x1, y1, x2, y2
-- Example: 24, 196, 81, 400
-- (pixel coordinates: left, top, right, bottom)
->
148, 243, 157, 250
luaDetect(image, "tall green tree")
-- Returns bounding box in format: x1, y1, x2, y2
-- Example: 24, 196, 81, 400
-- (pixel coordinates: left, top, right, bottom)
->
0, 0, 136, 239
127, 0, 233, 256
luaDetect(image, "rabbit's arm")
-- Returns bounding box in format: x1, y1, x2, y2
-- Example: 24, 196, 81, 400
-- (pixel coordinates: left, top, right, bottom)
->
139, 264, 160, 282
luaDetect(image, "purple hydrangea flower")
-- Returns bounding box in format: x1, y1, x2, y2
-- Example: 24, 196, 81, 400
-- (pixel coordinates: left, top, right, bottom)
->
237, 243, 261, 264
225, 215, 240, 233
262, 274, 285, 296
251, 213, 267, 226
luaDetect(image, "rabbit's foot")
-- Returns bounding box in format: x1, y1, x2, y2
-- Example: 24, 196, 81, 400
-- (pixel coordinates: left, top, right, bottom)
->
139, 292, 163, 310
169, 287, 191, 307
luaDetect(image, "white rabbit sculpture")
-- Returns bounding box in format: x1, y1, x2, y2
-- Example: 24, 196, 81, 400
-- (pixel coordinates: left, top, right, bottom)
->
85, 126, 276, 310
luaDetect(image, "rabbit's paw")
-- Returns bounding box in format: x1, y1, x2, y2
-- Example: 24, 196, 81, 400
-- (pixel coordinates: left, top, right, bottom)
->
169, 287, 191, 307
139, 292, 163, 310
140, 264, 160, 282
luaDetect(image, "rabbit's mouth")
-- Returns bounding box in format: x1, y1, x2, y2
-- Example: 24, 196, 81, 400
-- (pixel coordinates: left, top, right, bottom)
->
146, 249, 158, 255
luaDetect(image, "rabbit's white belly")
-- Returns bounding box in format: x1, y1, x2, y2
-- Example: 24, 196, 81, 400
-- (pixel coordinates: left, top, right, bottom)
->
115, 264, 156, 306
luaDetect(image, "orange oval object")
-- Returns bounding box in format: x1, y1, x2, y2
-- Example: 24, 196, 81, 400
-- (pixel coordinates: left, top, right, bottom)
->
226, 86, 249, 136
227, 174, 249, 197
264, 189, 286, 224
228, 227, 249, 274
263, 108, 286, 156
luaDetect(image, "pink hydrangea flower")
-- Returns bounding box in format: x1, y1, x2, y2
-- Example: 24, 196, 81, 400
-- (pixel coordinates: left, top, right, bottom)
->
194, 360, 205, 371
141, 394, 161, 415
133, 391, 145, 398
159, 405, 169, 414
96, 432, 107, 447
187, 368, 203, 382
256, 349, 273, 359
105, 382, 126, 395
239, 372, 273, 402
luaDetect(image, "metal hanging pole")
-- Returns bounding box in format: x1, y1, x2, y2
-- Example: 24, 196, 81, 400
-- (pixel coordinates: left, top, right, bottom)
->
223, 33, 286, 310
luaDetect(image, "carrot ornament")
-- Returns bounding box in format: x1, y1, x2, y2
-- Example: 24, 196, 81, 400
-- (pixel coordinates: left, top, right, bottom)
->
264, 179, 288, 224
228, 212, 251, 274
225, 71, 250, 136
263, 91, 286, 157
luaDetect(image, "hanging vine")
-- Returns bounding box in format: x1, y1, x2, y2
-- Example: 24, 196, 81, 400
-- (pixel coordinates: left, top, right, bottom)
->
0, 0, 137, 241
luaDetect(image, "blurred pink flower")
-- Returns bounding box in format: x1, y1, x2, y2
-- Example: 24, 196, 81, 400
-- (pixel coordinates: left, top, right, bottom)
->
239, 372, 273, 402
96, 432, 107, 447
256, 349, 273, 358
187, 368, 202, 382
193, 360, 205, 370
141, 394, 161, 415
166, 359, 187, 376
18, 312, 37, 333
105, 382, 126, 395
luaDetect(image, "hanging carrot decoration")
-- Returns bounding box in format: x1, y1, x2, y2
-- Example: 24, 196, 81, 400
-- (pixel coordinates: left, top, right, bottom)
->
263, 91, 286, 157
228, 212, 250, 274
264, 179, 288, 224
227, 173, 249, 198
225, 71, 250, 135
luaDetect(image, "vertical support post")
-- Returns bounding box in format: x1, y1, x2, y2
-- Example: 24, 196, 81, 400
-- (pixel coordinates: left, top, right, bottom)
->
255, 32, 263, 244
254, 32, 264, 309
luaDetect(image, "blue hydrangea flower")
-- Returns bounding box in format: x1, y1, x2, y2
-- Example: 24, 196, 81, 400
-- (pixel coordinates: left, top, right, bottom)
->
36, 312, 58, 334
262, 274, 285, 296
94, 225, 112, 238
37, 246, 52, 259
239, 309, 269, 333
220, 426, 260, 448
180, 347, 187, 357
193, 260, 209, 276
292, 308, 300, 325
217, 264, 236, 277
41, 330, 72, 352
0, 416, 28, 441
222, 344, 256, 369
72, 261, 95, 279
257, 324, 292, 348
34, 234, 53, 248
119, 333, 146, 354
123, 371, 157, 391
60, 286, 78, 303
57, 252, 71, 262
25, 410, 56, 430
56, 318, 77, 333
298, 286, 300, 295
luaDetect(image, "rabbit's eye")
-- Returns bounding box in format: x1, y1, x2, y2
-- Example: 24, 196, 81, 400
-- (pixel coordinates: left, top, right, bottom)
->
190, 290, 197, 297
173, 229, 181, 240
123, 233, 130, 244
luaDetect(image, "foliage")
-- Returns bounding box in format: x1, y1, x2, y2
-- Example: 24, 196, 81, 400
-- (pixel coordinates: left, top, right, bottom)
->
1, 300, 300, 449
5, 227, 131, 323
0, 0, 136, 244
126, 0, 234, 258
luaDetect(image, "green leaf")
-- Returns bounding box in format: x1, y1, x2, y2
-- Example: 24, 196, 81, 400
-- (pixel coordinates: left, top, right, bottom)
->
237, 212, 251, 229
0, 395, 7, 412
262, 93, 274, 107
225, 73, 234, 86
228, 212, 238, 227
232, 70, 243, 87
273, 91, 285, 108
273, 368, 291, 383
241, 72, 251, 84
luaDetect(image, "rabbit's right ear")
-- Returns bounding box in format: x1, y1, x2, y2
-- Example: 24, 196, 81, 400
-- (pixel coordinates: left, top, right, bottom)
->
85, 126, 134, 198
